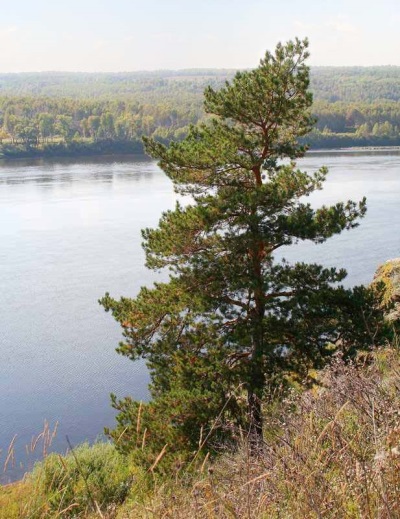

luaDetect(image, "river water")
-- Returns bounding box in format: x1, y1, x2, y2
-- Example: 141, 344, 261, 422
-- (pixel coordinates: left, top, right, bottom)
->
0, 151, 399, 481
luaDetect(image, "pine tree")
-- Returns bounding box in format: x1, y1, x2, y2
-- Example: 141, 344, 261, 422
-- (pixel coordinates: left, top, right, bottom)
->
101, 39, 387, 462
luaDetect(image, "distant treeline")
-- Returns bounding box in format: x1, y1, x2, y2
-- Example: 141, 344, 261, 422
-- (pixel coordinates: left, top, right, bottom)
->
1, 67, 400, 101
1, 66, 400, 158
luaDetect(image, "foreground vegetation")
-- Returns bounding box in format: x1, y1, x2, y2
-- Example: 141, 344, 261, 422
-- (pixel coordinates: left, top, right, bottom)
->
124, 348, 400, 518
2, 346, 400, 518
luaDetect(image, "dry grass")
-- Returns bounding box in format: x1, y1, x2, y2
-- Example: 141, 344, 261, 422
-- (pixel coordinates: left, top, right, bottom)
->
118, 348, 400, 518
0, 480, 32, 519
1, 420, 58, 482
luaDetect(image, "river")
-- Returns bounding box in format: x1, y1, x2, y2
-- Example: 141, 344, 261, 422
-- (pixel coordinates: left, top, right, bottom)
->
0, 150, 399, 482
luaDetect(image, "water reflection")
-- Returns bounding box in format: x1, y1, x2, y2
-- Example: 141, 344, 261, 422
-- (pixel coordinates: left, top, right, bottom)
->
0, 155, 154, 187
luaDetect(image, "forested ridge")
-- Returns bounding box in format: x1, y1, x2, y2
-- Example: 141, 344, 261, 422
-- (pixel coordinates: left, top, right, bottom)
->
1, 66, 400, 158
1, 67, 400, 100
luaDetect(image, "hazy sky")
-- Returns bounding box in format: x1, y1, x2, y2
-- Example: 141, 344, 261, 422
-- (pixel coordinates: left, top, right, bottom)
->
1, 0, 399, 72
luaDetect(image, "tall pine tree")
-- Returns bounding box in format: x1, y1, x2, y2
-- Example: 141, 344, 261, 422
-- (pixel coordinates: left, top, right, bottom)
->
101, 39, 386, 463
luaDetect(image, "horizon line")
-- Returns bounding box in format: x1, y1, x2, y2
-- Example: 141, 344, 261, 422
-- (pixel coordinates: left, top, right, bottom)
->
0, 64, 399, 75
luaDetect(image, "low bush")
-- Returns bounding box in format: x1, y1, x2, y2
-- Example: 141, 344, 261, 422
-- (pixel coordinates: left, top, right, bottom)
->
27, 442, 131, 517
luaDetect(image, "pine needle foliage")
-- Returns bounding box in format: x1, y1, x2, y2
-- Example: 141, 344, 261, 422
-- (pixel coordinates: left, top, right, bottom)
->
101, 39, 389, 464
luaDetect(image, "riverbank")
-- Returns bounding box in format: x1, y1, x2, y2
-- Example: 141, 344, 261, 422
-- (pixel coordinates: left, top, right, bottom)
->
2, 136, 400, 161
308, 145, 400, 154
0, 139, 144, 160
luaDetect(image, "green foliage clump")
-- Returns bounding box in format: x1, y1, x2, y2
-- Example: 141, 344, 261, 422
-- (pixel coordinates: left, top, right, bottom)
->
28, 442, 131, 517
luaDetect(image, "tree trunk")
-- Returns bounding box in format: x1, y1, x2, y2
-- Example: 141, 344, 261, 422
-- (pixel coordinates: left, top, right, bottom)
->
247, 372, 263, 439
246, 165, 266, 443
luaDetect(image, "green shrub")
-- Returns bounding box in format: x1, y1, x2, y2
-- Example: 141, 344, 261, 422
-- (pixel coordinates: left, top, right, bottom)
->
29, 442, 132, 517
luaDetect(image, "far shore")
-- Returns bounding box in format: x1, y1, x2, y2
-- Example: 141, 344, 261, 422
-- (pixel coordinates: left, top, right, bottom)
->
1, 144, 400, 163
307, 146, 400, 154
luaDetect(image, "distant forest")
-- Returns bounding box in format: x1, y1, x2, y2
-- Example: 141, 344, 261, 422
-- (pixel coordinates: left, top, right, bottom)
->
1, 66, 400, 158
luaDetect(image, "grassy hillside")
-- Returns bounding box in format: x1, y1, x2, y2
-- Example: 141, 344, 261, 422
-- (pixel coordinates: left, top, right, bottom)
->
2, 346, 400, 518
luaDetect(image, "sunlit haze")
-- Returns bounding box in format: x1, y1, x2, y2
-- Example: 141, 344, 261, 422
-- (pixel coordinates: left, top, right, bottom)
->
1, 0, 399, 72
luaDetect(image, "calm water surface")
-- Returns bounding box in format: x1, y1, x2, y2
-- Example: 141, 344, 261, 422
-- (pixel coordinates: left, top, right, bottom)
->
0, 151, 399, 481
